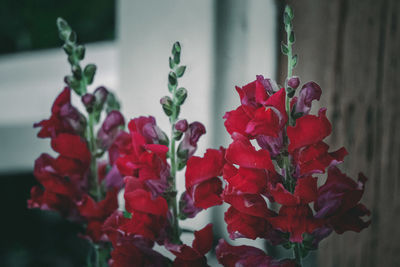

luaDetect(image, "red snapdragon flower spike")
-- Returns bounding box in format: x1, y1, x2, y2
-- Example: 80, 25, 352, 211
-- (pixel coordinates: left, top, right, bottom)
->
314, 167, 371, 234
287, 108, 332, 153
167, 224, 213, 267
269, 177, 322, 242
34, 87, 86, 138
216, 239, 296, 267
226, 133, 274, 171
185, 148, 225, 209
116, 120, 170, 197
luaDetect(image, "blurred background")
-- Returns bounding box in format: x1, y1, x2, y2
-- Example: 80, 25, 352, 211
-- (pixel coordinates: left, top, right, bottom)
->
0, 0, 398, 266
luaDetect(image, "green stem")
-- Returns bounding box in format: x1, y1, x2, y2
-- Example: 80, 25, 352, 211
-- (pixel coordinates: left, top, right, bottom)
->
88, 112, 101, 201
169, 85, 181, 244
294, 243, 303, 266
283, 17, 294, 192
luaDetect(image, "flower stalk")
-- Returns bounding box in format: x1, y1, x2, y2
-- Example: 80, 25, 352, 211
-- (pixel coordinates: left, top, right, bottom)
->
164, 42, 187, 244
282, 5, 303, 266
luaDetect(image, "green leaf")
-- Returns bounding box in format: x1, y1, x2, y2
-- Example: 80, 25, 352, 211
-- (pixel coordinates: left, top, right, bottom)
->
160, 96, 173, 116
173, 131, 183, 141
76, 45, 85, 60
177, 157, 187, 171
172, 41, 181, 55
123, 211, 132, 219
169, 57, 176, 69
175, 65, 186, 78
68, 31, 77, 43
284, 5, 294, 20
173, 52, 180, 65
106, 92, 121, 113
281, 42, 289, 55
168, 71, 177, 86
72, 65, 82, 80
84, 64, 97, 85
287, 87, 295, 98
284, 13, 291, 25
56, 17, 70, 32
292, 54, 298, 68
175, 87, 187, 105
289, 31, 295, 44
63, 44, 73, 55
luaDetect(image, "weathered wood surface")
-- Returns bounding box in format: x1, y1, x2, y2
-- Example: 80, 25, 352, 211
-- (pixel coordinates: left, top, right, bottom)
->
277, 0, 400, 266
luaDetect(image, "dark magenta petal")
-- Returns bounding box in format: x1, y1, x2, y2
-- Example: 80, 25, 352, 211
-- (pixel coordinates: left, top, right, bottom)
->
295, 81, 322, 115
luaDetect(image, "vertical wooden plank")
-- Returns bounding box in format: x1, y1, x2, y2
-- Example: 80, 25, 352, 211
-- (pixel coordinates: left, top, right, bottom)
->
278, 0, 400, 266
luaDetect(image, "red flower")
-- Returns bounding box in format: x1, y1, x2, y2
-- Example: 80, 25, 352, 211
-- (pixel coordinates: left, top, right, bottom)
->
34, 87, 86, 138
27, 185, 78, 219
107, 230, 170, 267
223, 189, 277, 240
51, 133, 91, 165
223, 105, 253, 137
128, 116, 168, 145
287, 108, 331, 153
120, 177, 168, 241
185, 148, 225, 209
167, 224, 213, 267
97, 110, 125, 150
216, 239, 296, 267
223, 164, 270, 195
292, 141, 348, 176
314, 167, 371, 234
269, 177, 322, 242
225, 133, 274, 171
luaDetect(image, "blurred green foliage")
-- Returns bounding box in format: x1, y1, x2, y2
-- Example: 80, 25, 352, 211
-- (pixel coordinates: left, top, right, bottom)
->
0, 0, 115, 55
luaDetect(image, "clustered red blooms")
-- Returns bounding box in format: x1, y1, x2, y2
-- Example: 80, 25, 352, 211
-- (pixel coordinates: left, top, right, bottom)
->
29, 70, 371, 267
29, 75, 371, 266
29, 87, 124, 243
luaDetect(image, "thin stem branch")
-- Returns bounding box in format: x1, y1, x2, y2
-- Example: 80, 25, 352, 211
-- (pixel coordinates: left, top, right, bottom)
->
169, 84, 181, 244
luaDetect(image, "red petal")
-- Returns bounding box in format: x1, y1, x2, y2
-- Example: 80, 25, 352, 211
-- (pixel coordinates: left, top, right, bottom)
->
192, 224, 213, 255
223, 106, 252, 136
185, 149, 224, 190
124, 189, 168, 216
226, 133, 274, 170
192, 178, 223, 209
287, 108, 332, 153
51, 133, 91, 164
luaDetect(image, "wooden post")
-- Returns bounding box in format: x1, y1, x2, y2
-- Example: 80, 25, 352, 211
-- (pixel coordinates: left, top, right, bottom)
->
277, 0, 400, 266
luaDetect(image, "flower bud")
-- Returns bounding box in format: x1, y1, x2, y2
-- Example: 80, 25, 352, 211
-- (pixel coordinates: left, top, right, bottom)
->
175, 87, 187, 105
287, 76, 300, 89
175, 119, 188, 132
160, 96, 173, 116
295, 81, 322, 115
94, 86, 109, 107
97, 110, 125, 149
81, 93, 95, 112
83, 64, 96, 85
